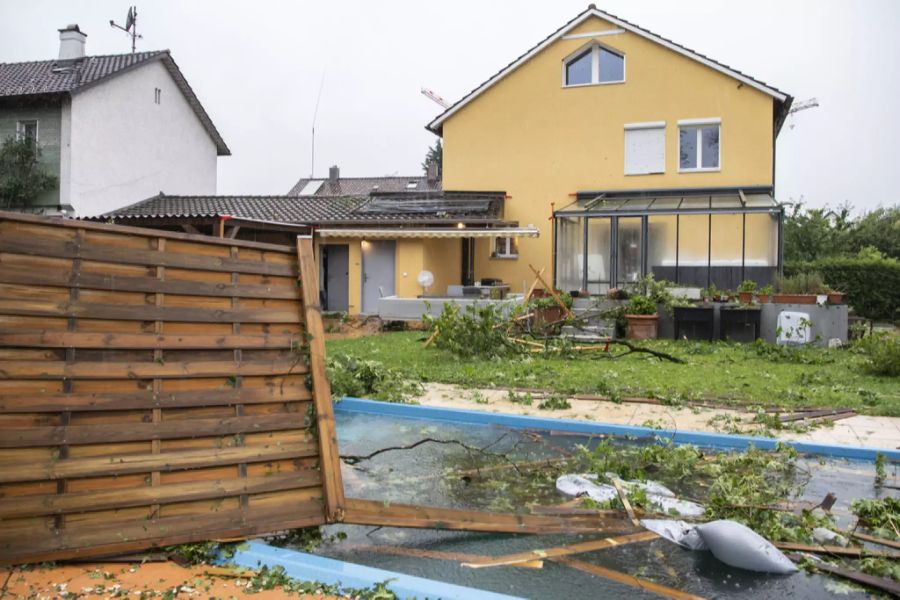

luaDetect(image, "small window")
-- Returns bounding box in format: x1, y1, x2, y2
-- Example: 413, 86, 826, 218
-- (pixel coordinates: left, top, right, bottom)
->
16, 120, 38, 143
679, 122, 720, 171
406, 181, 418, 189
492, 237, 518, 258
624, 123, 665, 175
564, 44, 625, 87
154, 87, 162, 104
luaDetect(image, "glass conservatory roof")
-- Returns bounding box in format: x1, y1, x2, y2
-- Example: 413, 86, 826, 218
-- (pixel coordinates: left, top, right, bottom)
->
556, 189, 780, 216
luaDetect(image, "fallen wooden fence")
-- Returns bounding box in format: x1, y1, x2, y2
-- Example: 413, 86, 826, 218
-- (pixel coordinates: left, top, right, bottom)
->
0, 212, 343, 564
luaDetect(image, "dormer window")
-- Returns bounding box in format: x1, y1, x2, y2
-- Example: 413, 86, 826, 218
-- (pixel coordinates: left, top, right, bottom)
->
406, 181, 418, 189
564, 43, 625, 87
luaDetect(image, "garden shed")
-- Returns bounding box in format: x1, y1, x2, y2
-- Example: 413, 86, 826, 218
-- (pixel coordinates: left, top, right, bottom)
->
554, 187, 784, 294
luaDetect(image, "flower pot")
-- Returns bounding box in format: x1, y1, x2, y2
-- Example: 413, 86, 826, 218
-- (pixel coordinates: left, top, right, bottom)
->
625, 313, 659, 340
827, 292, 845, 305
773, 293, 817, 305
738, 291, 753, 304
534, 305, 565, 328
757, 294, 771, 304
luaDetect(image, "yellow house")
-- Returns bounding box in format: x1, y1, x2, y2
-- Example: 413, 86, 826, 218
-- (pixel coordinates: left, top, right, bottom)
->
429, 5, 792, 296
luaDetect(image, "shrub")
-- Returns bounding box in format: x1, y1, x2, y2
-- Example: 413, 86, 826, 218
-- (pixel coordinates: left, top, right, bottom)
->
787, 256, 900, 320
626, 295, 657, 315
854, 333, 900, 377
326, 354, 422, 402
775, 271, 829, 294
423, 302, 521, 359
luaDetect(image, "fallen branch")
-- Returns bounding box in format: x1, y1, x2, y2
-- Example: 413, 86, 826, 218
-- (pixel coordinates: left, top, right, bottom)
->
341, 435, 524, 475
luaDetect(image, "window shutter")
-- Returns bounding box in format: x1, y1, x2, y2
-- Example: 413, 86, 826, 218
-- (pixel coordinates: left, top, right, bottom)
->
624, 125, 665, 175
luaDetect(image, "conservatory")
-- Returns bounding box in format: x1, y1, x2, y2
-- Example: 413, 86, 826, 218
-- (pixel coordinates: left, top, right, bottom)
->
553, 187, 783, 294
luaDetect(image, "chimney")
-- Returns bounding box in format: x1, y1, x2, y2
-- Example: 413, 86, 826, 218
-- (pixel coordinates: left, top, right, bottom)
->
58, 24, 87, 61
328, 165, 340, 184
426, 161, 439, 184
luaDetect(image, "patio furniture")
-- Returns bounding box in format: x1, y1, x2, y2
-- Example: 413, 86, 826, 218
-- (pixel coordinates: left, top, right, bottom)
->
720, 305, 762, 342
673, 305, 715, 341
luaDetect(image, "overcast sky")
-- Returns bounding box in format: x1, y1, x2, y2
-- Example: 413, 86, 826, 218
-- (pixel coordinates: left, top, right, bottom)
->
2, 1, 898, 212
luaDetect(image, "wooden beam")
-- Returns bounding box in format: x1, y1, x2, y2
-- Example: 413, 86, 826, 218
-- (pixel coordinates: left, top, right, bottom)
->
0, 331, 298, 351
297, 236, 346, 522
555, 557, 706, 600
461, 531, 658, 568
180, 224, 202, 235
773, 542, 899, 558
226, 226, 241, 239
784, 553, 900, 596
528, 263, 574, 319
851, 531, 900, 551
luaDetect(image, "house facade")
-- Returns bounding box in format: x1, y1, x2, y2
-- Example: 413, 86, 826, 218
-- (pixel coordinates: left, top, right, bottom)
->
429, 6, 792, 294
0, 25, 229, 217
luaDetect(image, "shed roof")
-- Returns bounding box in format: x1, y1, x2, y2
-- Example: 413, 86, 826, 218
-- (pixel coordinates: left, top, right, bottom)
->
556, 187, 781, 217
288, 175, 442, 196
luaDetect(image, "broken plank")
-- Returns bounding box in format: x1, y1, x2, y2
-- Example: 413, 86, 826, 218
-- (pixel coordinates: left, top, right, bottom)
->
0, 358, 306, 380
0, 330, 297, 351
778, 408, 856, 423
462, 531, 658, 568
612, 478, 640, 527
784, 553, 900, 596
345, 544, 543, 569
773, 542, 899, 558
554, 557, 705, 600
851, 531, 900, 551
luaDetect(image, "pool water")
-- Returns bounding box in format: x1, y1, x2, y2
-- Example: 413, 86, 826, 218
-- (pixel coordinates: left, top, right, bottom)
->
300, 411, 895, 599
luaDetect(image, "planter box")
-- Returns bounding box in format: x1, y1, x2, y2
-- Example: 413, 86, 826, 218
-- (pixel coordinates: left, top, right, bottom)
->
626, 314, 659, 340
827, 292, 845, 305
773, 294, 817, 305
757, 294, 771, 304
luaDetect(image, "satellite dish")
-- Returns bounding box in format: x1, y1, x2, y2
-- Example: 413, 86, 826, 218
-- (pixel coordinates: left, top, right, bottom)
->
417, 270, 434, 294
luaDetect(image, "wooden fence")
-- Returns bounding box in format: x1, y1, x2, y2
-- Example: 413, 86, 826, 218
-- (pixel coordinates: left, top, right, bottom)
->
0, 212, 344, 564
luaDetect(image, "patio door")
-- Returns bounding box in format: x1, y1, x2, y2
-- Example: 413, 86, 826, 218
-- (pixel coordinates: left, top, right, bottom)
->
321, 244, 349, 312
586, 218, 612, 294
362, 240, 395, 314
616, 217, 643, 286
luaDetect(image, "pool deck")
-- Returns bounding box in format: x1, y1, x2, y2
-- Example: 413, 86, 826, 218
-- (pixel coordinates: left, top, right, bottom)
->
411, 382, 900, 452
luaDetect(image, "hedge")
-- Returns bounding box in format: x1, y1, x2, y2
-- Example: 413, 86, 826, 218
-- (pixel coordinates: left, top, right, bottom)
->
785, 257, 900, 321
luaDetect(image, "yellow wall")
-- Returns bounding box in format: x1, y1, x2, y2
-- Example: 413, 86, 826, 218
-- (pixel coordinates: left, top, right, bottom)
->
395, 239, 425, 298
441, 15, 776, 288
422, 238, 461, 295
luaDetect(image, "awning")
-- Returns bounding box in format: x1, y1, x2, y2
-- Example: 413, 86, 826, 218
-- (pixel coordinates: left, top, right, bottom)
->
556, 188, 782, 218
316, 227, 540, 239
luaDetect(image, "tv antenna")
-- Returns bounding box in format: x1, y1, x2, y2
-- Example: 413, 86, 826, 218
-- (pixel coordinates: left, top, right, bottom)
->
110, 6, 142, 53
421, 87, 450, 109
310, 70, 326, 178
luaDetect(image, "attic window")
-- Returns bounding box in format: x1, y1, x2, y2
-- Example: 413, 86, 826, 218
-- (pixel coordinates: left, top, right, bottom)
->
406, 181, 418, 189
564, 44, 625, 86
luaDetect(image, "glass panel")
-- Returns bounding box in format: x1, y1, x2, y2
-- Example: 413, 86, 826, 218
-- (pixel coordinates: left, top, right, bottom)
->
743, 194, 776, 207
679, 128, 697, 169
599, 48, 624, 82
566, 50, 592, 86
710, 195, 740, 208
621, 198, 651, 211
556, 217, 584, 292
648, 215, 677, 283
701, 126, 720, 168
677, 214, 709, 287
680, 196, 710, 209
745, 213, 778, 266
710, 214, 743, 290
616, 217, 643, 286
649, 197, 681, 210
587, 218, 611, 289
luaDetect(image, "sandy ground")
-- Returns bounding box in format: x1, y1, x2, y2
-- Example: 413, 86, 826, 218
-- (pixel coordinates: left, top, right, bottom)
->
0, 561, 343, 599
414, 382, 900, 450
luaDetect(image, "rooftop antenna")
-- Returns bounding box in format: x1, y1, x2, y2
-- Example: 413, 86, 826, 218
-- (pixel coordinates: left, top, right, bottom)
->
421, 87, 450, 109
110, 6, 141, 53
310, 70, 326, 178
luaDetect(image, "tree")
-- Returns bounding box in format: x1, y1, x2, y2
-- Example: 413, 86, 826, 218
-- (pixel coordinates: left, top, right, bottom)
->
0, 136, 57, 209
782, 202, 853, 262
421, 139, 442, 177
846, 206, 900, 260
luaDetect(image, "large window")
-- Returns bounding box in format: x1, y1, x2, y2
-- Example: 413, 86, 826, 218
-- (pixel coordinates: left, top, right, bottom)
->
624, 123, 665, 175
556, 217, 584, 293
679, 121, 720, 171
616, 217, 642, 286
564, 44, 624, 86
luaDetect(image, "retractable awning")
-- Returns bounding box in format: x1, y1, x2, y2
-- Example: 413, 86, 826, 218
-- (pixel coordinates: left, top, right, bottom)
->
316, 227, 540, 239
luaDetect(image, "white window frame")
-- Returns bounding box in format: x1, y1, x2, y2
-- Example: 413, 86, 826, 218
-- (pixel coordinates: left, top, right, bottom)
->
678, 118, 721, 173
562, 42, 625, 88
492, 236, 518, 259
16, 119, 39, 143
624, 121, 666, 176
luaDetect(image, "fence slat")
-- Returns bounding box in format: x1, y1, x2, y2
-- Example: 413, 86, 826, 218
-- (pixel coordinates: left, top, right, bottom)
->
0, 359, 306, 379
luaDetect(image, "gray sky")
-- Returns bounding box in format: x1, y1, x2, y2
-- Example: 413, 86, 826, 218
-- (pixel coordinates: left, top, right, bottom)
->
2, 0, 898, 212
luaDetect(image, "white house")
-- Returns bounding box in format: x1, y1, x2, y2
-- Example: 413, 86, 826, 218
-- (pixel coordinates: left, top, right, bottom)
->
0, 25, 229, 217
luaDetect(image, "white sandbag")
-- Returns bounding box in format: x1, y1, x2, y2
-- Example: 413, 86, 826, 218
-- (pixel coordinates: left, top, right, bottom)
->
555, 474, 705, 517
813, 527, 849, 547
555, 474, 617, 503
640, 519, 708, 550
696, 520, 798, 574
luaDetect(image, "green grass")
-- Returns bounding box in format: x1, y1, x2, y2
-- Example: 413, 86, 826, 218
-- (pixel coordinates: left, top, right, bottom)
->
326, 332, 900, 417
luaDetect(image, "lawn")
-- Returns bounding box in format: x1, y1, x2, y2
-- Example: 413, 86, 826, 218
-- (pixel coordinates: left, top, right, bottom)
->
326, 332, 900, 417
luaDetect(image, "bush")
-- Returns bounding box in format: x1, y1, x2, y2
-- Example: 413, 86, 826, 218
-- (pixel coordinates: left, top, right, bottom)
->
326, 354, 422, 402
775, 271, 829, 294
423, 302, 521, 359
855, 333, 900, 377
785, 256, 900, 320
626, 295, 657, 315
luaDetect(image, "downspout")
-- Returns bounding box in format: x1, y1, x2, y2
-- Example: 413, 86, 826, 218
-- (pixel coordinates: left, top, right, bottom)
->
217, 215, 232, 238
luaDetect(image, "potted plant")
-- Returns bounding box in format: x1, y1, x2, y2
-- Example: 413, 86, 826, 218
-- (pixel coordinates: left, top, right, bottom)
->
624, 294, 658, 340
737, 280, 757, 304
530, 291, 573, 330
757, 284, 774, 304
773, 272, 828, 304
827, 289, 845, 304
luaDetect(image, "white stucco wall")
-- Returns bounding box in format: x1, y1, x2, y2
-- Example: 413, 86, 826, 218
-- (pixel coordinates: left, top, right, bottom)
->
67, 60, 218, 216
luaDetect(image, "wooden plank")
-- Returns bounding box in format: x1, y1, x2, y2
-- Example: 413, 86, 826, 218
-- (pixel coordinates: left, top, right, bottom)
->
851, 531, 900, 550
528, 263, 575, 320
779, 408, 855, 423
612, 478, 640, 527
0, 299, 300, 324
0, 472, 321, 518
554, 557, 706, 600
0, 386, 311, 413
773, 542, 899, 558
462, 531, 659, 568
343, 498, 635, 535
0, 264, 300, 299
297, 237, 345, 522
0, 233, 296, 276
0, 500, 325, 565
0, 412, 309, 447
0, 330, 297, 351
0, 441, 318, 482
784, 553, 900, 596
0, 210, 296, 253
347, 544, 543, 568
0, 359, 306, 379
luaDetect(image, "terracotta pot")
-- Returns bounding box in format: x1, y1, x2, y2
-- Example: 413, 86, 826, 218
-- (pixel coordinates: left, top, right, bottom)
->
534, 305, 565, 328
757, 294, 771, 304
625, 313, 659, 340
773, 293, 817, 305
827, 292, 845, 305
738, 291, 753, 304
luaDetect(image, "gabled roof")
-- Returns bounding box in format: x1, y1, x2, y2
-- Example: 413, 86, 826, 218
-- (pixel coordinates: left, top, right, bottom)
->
288, 175, 441, 196
0, 50, 230, 155
100, 191, 506, 226
427, 5, 792, 135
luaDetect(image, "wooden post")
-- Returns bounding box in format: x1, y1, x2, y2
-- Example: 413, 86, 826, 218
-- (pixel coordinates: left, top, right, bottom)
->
528, 264, 574, 319
296, 236, 346, 521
